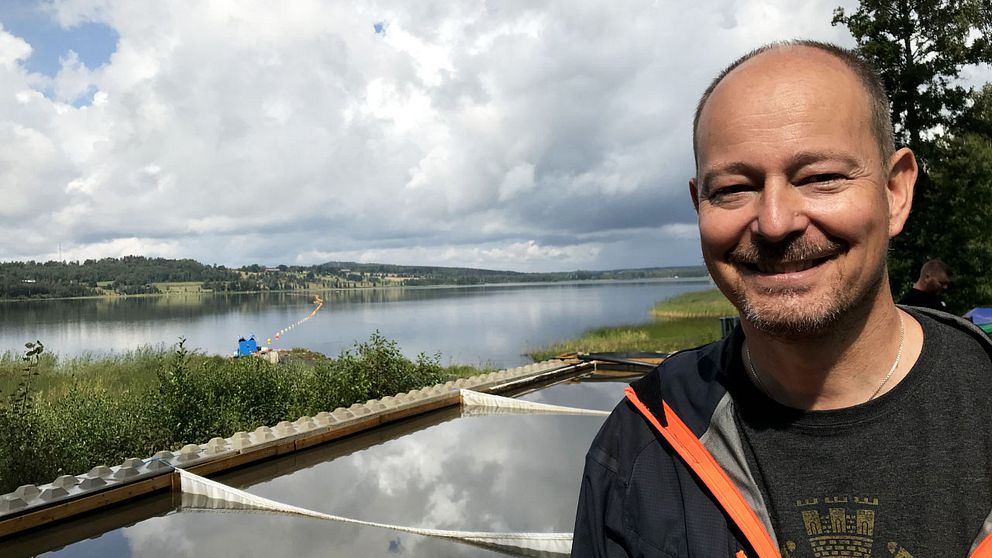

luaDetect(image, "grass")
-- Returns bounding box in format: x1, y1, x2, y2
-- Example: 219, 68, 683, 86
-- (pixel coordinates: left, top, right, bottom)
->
527, 317, 723, 361
651, 288, 736, 318
153, 281, 209, 293
528, 288, 737, 361
0, 346, 172, 396
0, 333, 492, 492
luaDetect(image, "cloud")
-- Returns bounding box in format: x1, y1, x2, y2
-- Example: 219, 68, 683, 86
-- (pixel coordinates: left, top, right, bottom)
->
0, 0, 877, 271
0, 24, 32, 68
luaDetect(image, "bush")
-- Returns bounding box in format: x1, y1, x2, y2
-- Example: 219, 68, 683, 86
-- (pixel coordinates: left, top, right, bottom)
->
333, 331, 445, 403
35, 385, 156, 480
0, 332, 463, 493
0, 342, 49, 490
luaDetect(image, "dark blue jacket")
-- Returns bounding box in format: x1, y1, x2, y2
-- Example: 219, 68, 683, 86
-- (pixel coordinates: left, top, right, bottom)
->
571, 308, 992, 558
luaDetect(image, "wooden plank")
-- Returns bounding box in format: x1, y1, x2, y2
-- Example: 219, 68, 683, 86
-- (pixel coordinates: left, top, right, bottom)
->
0, 474, 174, 539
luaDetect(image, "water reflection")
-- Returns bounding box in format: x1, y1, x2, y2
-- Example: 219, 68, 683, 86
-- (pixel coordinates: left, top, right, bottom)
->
20, 378, 630, 558
0, 280, 709, 367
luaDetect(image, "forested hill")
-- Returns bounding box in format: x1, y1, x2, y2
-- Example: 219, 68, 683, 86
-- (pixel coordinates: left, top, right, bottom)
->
0, 257, 708, 300
0, 257, 239, 298
315, 261, 708, 286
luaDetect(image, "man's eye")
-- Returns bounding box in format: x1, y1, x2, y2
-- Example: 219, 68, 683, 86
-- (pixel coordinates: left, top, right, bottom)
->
798, 173, 844, 185
708, 184, 754, 204
709, 184, 752, 199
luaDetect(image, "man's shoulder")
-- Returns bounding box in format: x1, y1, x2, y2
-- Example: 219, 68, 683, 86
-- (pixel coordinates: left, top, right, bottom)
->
587, 338, 734, 470
899, 287, 927, 303
629, 336, 735, 433
899, 289, 946, 311
634, 338, 730, 394
585, 398, 658, 478
906, 305, 992, 360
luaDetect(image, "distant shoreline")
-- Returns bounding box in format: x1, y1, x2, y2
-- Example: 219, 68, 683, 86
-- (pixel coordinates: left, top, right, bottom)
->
0, 276, 713, 303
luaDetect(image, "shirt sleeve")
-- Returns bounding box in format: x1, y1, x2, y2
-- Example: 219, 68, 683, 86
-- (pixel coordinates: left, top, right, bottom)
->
571, 450, 632, 558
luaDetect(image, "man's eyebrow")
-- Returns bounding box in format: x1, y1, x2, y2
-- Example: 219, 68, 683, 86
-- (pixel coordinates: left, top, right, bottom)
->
785, 150, 863, 174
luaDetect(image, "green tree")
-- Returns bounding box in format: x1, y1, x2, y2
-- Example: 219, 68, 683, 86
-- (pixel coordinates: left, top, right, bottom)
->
924, 85, 992, 309
833, 0, 992, 295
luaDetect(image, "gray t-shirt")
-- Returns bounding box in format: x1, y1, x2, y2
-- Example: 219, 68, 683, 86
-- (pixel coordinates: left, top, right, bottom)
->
735, 311, 992, 557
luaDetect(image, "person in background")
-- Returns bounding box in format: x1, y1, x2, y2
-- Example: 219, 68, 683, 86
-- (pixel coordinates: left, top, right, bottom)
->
899, 259, 951, 312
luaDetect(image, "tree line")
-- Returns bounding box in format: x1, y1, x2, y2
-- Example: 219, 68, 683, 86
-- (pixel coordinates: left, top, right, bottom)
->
0, 256, 709, 300
0, 257, 238, 299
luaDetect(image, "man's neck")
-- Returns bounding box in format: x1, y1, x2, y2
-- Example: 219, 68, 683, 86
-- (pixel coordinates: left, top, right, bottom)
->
741, 296, 924, 411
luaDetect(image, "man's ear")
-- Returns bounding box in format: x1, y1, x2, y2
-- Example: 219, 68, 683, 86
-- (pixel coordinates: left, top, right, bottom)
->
689, 177, 700, 212
886, 147, 917, 238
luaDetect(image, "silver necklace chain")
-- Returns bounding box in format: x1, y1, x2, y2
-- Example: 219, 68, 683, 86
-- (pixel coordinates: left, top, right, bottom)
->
742, 314, 906, 404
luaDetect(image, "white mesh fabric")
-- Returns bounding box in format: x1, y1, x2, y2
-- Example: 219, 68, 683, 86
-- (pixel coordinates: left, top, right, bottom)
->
458, 389, 610, 417
177, 468, 572, 557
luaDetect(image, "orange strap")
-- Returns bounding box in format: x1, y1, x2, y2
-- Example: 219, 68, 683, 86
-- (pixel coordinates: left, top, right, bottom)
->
972, 534, 992, 557
625, 386, 780, 558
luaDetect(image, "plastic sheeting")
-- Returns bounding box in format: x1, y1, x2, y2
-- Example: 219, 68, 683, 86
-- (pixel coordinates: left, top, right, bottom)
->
965, 308, 992, 325
459, 389, 610, 417
177, 468, 572, 557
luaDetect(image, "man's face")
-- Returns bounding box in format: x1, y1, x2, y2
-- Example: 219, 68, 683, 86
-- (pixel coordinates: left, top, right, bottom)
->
924, 270, 951, 295
690, 48, 912, 336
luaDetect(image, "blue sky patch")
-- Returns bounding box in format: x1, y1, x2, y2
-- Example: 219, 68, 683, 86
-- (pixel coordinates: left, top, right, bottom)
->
0, 1, 118, 76
70, 85, 98, 108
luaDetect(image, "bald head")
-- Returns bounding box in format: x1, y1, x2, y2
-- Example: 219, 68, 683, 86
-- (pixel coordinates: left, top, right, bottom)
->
692, 41, 895, 170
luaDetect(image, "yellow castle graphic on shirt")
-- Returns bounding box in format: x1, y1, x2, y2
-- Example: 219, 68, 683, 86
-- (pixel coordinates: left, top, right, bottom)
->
780, 496, 913, 558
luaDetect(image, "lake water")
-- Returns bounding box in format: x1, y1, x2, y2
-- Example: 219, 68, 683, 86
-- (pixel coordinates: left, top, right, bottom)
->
4, 374, 629, 558
0, 280, 711, 367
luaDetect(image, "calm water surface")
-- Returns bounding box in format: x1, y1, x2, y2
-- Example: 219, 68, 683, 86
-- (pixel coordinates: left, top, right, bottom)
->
8, 376, 630, 558
0, 280, 710, 367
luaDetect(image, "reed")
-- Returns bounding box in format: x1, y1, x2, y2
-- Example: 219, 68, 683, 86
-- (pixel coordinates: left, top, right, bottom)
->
526, 288, 737, 361
650, 288, 736, 318
0, 345, 171, 396
0, 332, 476, 492
527, 317, 722, 361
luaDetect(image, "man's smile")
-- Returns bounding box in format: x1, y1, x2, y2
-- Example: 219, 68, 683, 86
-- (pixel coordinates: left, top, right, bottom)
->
739, 255, 836, 275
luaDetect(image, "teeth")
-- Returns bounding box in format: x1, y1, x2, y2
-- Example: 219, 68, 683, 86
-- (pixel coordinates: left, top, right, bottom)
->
757, 260, 817, 274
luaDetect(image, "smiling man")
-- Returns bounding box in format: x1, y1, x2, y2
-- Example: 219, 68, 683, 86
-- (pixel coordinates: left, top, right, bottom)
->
572, 41, 992, 558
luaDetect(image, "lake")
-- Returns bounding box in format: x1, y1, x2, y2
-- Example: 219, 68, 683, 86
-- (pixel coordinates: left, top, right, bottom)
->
0, 279, 712, 368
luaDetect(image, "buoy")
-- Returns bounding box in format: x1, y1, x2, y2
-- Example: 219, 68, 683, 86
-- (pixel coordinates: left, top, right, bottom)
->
268, 296, 325, 343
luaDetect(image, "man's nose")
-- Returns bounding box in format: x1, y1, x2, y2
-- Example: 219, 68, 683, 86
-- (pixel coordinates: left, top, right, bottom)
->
751, 182, 809, 242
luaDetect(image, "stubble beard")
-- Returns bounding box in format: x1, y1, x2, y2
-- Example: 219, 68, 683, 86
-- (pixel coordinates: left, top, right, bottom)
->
716, 235, 888, 338
734, 283, 851, 336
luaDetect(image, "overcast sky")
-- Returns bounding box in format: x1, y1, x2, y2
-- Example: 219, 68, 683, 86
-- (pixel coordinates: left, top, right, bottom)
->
0, 0, 985, 272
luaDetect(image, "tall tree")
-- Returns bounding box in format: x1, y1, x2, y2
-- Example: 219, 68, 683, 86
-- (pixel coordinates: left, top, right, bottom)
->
924, 85, 992, 309
833, 0, 992, 297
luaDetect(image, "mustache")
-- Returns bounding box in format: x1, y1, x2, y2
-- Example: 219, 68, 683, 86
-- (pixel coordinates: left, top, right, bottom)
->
727, 236, 847, 265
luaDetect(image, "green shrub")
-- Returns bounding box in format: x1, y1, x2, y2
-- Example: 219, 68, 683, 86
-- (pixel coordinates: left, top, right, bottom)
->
0, 342, 49, 491
333, 331, 445, 403
0, 332, 470, 493
34, 385, 156, 480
